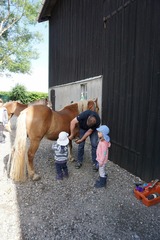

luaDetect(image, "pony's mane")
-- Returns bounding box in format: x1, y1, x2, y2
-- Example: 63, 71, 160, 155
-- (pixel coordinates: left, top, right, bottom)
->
59, 99, 98, 113
77, 100, 89, 113
59, 100, 88, 112
4, 100, 20, 104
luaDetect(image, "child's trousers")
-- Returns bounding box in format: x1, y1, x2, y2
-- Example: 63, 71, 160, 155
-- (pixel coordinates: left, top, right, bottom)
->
99, 163, 106, 177
55, 162, 68, 179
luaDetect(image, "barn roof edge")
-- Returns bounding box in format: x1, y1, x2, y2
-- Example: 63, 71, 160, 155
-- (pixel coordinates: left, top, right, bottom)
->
38, 0, 58, 23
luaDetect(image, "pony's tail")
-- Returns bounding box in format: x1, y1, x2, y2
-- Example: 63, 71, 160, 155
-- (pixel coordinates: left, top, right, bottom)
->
10, 110, 28, 182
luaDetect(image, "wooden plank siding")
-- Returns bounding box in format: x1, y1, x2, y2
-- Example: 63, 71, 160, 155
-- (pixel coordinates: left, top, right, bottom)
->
40, 0, 160, 182
103, 0, 160, 181
49, 0, 103, 86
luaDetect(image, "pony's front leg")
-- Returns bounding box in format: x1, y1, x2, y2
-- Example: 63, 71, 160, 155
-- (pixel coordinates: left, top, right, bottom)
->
27, 141, 41, 181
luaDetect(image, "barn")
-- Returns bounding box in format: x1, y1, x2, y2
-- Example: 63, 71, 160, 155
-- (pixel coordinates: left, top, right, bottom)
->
38, 0, 160, 182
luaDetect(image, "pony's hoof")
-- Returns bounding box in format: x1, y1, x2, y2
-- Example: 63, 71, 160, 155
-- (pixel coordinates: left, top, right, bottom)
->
69, 157, 75, 162
33, 174, 41, 181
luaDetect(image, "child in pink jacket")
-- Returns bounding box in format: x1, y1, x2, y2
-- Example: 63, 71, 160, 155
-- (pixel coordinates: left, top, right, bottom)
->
94, 125, 111, 188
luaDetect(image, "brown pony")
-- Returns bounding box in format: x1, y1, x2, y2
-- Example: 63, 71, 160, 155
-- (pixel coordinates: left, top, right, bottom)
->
4, 98, 52, 119
9, 99, 99, 182
4, 98, 52, 131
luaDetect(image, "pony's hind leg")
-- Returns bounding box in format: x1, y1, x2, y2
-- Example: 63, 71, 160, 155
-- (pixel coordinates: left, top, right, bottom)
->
27, 140, 41, 181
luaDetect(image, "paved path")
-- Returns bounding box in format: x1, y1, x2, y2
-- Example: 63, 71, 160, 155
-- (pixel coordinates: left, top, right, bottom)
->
0, 126, 22, 240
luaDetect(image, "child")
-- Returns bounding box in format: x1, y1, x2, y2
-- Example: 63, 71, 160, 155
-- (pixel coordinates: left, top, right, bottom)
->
94, 125, 111, 188
0, 98, 8, 143
52, 131, 69, 180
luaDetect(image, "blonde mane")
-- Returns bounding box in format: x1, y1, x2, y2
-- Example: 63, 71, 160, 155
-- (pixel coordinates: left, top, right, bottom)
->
77, 100, 89, 113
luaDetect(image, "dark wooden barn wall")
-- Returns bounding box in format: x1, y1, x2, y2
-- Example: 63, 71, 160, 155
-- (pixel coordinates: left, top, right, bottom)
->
102, 0, 160, 181
49, 0, 103, 85
49, 0, 160, 182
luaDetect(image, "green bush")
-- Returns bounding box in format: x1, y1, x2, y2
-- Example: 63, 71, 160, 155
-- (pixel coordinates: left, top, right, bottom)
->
10, 84, 28, 103
26, 92, 48, 103
0, 92, 11, 102
0, 84, 48, 104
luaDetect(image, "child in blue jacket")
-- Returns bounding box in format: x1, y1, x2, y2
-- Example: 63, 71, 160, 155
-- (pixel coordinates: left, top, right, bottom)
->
52, 131, 69, 180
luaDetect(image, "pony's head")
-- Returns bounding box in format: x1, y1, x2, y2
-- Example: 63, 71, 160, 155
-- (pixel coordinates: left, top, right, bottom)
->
88, 98, 99, 113
4, 101, 16, 119
77, 98, 99, 113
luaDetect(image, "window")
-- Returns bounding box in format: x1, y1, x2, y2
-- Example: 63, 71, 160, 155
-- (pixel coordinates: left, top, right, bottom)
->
80, 84, 87, 100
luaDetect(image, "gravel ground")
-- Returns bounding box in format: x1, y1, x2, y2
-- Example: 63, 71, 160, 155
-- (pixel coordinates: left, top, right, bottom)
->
0, 116, 160, 240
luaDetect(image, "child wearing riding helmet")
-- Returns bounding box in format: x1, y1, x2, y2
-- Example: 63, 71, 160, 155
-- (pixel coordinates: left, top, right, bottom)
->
94, 125, 111, 188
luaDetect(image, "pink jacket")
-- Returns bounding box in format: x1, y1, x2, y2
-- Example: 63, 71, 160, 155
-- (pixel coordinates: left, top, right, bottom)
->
96, 140, 111, 166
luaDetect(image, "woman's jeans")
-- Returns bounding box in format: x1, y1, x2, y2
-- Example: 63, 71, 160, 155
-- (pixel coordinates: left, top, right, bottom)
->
77, 128, 98, 165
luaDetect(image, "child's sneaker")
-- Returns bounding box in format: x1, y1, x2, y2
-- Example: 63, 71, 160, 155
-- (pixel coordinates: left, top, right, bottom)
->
56, 175, 63, 180
64, 172, 69, 178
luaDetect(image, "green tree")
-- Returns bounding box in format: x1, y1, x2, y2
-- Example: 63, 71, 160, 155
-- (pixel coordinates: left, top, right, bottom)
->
0, 0, 42, 74
10, 83, 28, 103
